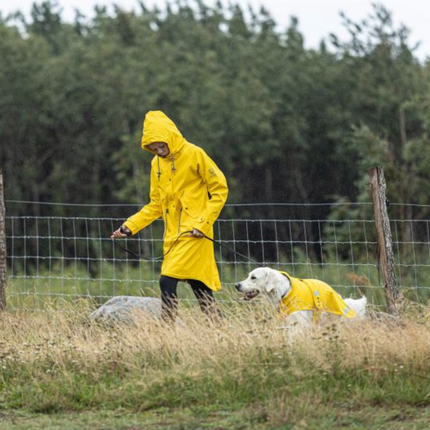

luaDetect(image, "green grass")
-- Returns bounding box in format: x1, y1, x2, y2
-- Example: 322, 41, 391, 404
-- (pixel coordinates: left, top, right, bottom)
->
2, 405, 430, 429
8, 262, 430, 314
1, 301, 430, 429
6, 258, 391, 310
3, 254, 430, 429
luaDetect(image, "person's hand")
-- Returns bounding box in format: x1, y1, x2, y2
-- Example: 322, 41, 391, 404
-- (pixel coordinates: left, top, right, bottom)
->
111, 225, 131, 238
189, 228, 204, 238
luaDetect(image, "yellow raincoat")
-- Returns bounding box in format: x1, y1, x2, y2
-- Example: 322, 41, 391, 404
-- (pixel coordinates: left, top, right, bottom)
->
278, 271, 356, 323
123, 111, 228, 291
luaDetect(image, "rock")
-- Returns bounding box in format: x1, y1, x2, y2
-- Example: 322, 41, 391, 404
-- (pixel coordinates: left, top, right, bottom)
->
90, 296, 167, 325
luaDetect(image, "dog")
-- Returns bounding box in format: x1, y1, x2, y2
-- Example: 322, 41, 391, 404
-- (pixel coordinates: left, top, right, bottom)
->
236, 268, 367, 326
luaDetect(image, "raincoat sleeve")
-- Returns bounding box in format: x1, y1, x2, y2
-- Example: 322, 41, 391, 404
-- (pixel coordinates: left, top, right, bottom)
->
123, 162, 162, 235
194, 149, 228, 236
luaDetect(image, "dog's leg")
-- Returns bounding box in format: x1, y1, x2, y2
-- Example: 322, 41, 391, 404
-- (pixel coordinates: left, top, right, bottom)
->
284, 310, 313, 326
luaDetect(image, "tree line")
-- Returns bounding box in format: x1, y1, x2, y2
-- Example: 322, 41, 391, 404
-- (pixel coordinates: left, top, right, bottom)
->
1, 1, 429, 226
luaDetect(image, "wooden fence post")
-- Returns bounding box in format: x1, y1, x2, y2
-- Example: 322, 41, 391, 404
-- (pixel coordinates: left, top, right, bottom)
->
368, 166, 399, 315
0, 171, 6, 310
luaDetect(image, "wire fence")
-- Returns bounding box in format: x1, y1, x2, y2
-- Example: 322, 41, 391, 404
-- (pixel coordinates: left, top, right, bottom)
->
4, 202, 430, 309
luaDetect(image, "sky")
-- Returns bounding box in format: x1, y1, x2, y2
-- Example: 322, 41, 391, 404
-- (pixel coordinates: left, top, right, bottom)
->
1, 0, 429, 60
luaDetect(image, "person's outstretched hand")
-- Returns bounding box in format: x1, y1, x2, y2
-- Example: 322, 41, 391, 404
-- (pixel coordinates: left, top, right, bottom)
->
189, 228, 204, 238
111, 225, 131, 238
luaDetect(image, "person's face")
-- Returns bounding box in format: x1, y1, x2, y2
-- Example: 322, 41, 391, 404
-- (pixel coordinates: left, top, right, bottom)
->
147, 142, 170, 158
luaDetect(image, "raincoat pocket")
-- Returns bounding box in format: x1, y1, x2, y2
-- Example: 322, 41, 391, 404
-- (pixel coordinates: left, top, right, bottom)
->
180, 197, 199, 219
178, 198, 201, 232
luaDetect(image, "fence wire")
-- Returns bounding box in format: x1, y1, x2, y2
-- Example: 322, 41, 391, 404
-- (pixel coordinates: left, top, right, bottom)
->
5, 203, 430, 309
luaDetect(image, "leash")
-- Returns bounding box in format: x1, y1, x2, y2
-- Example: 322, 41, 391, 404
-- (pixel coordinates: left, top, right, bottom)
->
115, 230, 259, 304
204, 234, 259, 265
114, 230, 259, 264
115, 230, 191, 262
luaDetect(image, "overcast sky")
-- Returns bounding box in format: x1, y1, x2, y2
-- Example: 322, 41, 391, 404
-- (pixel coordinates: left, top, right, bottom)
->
1, 0, 429, 60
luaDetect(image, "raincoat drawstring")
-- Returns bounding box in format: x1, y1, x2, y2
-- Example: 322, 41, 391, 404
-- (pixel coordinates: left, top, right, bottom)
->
157, 153, 176, 179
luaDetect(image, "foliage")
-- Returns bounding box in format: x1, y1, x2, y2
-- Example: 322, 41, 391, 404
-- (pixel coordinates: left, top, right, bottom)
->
0, 1, 428, 216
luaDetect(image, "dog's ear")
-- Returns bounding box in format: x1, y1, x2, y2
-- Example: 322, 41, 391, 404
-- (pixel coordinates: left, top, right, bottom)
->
265, 283, 275, 293
264, 269, 276, 293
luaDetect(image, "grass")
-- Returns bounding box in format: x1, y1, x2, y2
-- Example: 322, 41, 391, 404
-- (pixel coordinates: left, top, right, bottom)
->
8, 262, 430, 315
2, 405, 430, 429
1, 299, 430, 429
6, 258, 391, 310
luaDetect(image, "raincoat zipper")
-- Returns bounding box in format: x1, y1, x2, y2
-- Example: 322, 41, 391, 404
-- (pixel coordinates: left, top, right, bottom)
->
163, 208, 169, 239
177, 207, 182, 234
157, 156, 161, 180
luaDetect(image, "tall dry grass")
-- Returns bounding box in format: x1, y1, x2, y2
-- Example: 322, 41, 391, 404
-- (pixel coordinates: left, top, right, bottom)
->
1, 299, 430, 418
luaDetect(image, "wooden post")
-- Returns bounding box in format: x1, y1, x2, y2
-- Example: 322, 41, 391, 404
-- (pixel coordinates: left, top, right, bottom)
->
0, 171, 6, 310
368, 166, 399, 315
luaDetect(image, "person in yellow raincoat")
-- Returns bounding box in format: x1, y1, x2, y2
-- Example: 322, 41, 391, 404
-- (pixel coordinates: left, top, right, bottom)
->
112, 111, 228, 322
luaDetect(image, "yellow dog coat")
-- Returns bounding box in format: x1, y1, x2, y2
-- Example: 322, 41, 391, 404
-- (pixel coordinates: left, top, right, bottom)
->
278, 271, 356, 323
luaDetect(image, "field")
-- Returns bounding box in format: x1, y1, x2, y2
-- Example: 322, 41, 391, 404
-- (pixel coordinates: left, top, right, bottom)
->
1, 298, 430, 430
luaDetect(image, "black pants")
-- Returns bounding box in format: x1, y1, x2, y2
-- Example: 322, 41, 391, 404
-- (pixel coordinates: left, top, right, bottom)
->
159, 275, 221, 322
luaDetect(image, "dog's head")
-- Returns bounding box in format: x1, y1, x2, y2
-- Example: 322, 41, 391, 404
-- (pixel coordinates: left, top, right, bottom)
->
235, 267, 281, 301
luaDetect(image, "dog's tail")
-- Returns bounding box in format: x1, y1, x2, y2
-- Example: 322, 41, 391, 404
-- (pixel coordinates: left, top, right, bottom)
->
352, 296, 367, 318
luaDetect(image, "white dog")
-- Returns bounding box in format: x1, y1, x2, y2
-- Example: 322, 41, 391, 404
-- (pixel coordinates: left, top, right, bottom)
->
236, 267, 367, 326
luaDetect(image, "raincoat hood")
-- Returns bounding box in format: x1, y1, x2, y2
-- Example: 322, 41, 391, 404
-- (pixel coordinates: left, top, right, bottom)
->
141, 111, 186, 157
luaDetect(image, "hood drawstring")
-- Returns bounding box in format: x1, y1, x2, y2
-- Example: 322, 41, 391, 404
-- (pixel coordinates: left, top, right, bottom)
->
156, 153, 176, 180
157, 156, 161, 180
172, 154, 176, 174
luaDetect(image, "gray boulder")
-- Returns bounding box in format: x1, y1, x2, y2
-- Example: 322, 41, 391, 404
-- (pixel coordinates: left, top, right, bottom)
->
91, 296, 167, 325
